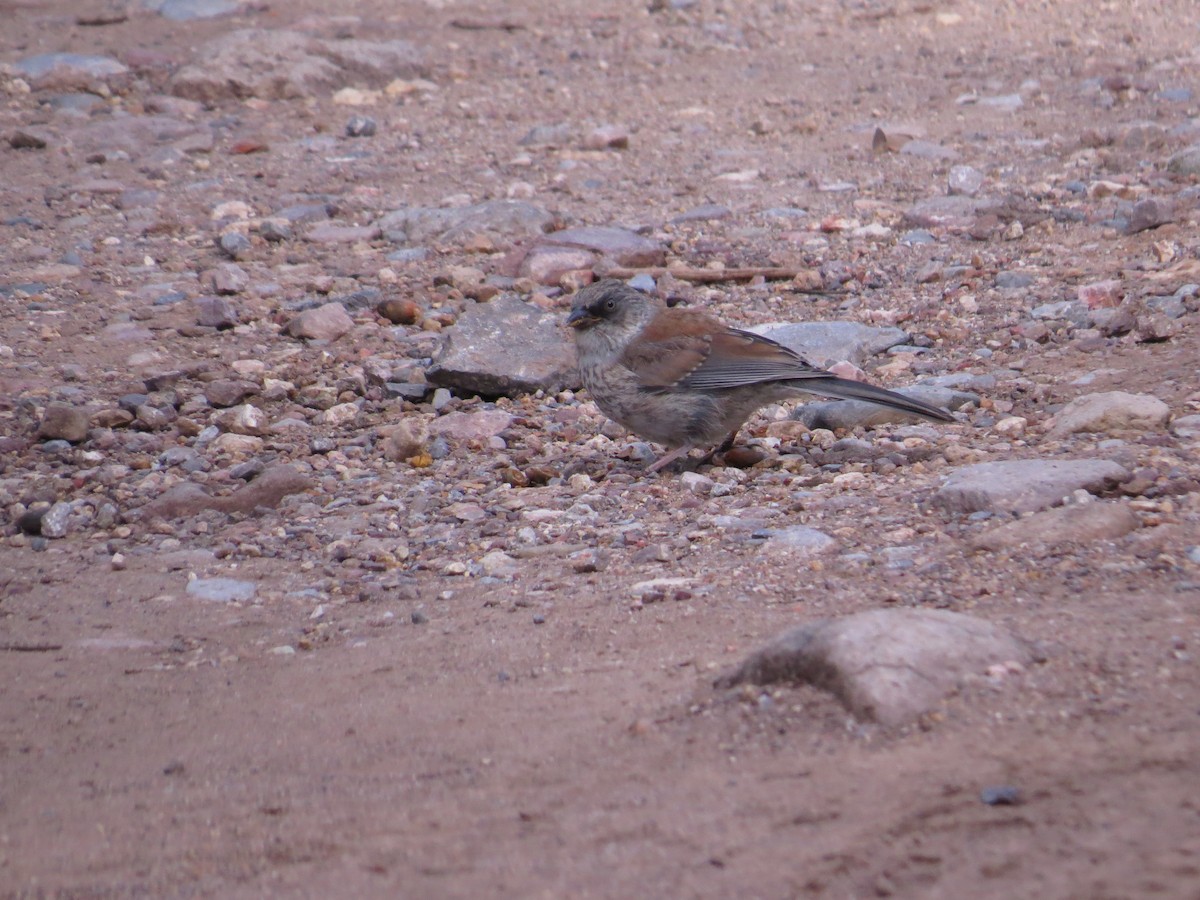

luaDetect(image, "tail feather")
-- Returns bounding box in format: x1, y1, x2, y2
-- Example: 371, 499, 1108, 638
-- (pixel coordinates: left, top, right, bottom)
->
788, 376, 955, 423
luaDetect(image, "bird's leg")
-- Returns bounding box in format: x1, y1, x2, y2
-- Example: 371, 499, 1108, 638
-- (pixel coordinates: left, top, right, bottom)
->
647, 444, 696, 474
698, 430, 740, 466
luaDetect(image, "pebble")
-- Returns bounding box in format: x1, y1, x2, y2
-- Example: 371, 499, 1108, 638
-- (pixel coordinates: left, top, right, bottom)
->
285, 302, 354, 341
194, 295, 239, 329
947, 165, 984, 196
218, 232, 252, 260
38, 403, 90, 443
185, 577, 257, 602
345, 115, 377, 137
980, 786, 1022, 806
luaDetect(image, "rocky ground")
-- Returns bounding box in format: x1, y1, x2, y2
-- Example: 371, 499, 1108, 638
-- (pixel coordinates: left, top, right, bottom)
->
3, 0, 1200, 896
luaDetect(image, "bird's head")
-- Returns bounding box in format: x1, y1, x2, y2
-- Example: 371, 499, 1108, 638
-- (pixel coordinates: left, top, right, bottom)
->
566, 280, 660, 342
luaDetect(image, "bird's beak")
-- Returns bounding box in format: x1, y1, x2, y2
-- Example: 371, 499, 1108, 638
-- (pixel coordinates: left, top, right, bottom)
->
566, 307, 595, 329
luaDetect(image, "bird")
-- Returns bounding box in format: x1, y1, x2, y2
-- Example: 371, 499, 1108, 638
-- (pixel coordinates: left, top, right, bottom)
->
566, 279, 955, 473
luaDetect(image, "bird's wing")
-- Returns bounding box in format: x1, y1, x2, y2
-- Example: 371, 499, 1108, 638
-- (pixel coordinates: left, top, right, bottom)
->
620, 309, 832, 390
676, 328, 831, 390
617, 307, 718, 389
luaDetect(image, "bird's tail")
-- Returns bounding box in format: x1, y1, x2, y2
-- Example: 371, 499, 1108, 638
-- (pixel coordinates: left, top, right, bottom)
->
787, 376, 955, 423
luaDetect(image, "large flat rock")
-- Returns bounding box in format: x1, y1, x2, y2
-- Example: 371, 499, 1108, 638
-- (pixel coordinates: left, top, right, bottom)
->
718, 609, 1032, 725
933, 458, 1129, 514
426, 295, 579, 398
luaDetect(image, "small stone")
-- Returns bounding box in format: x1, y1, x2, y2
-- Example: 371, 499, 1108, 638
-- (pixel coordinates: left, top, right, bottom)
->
947, 165, 984, 196
428, 410, 514, 442
759, 526, 836, 556
317, 402, 359, 427
215, 404, 270, 436
218, 231, 252, 260
185, 577, 256, 602
259, 219, 292, 242
194, 295, 238, 329
209, 262, 248, 294
1122, 198, 1174, 235
204, 379, 258, 407
380, 420, 429, 461
1166, 144, 1200, 176
38, 403, 90, 443
345, 115, 377, 137
39, 502, 73, 538
481, 550, 519, 578
285, 302, 354, 341
980, 786, 1022, 806
680, 472, 715, 494
582, 124, 629, 150
1077, 279, 1123, 309
376, 298, 421, 324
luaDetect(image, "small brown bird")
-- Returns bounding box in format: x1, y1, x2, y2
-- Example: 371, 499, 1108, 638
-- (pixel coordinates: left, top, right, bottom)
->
567, 279, 954, 473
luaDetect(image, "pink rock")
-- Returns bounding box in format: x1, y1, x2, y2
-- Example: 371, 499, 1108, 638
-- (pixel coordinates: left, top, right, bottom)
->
285, 302, 354, 341
1077, 279, 1123, 309
305, 223, 382, 243
520, 246, 596, 284
428, 410, 514, 442
582, 125, 629, 150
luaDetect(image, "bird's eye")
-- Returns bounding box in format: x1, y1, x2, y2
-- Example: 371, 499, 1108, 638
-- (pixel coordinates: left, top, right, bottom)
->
604, 298, 616, 310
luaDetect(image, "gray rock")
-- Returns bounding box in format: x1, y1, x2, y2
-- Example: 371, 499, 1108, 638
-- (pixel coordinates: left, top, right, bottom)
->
748, 321, 908, 367
1171, 414, 1200, 440
970, 501, 1139, 552
718, 609, 1032, 725
149, 0, 244, 19
38, 403, 90, 443
186, 577, 257, 603
377, 200, 554, 246
218, 232, 252, 260
948, 165, 984, 196
1048, 391, 1170, 439
518, 123, 572, 147
670, 204, 733, 224
995, 270, 1035, 289
209, 262, 248, 294
170, 29, 424, 102
13, 53, 129, 91
1122, 198, 1174, 235
426, 294, 579, 397
194, 295, 238, 329
428, 410, 515, 442
758, 525, 835, 556
903, 194, 996, 229
934, 459, 1130, 514
204, 379, 258, 407
39, 502, 73, 539
540, 225, 665, 268
1167, 144, 1200, 176
520, 246, 596, 284
284, 302, 354, 342
345, 115, 377, 137
900, 140, 957, 160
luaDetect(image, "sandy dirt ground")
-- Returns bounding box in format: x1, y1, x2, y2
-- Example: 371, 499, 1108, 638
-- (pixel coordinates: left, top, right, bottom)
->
2, 0, 1200, 897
